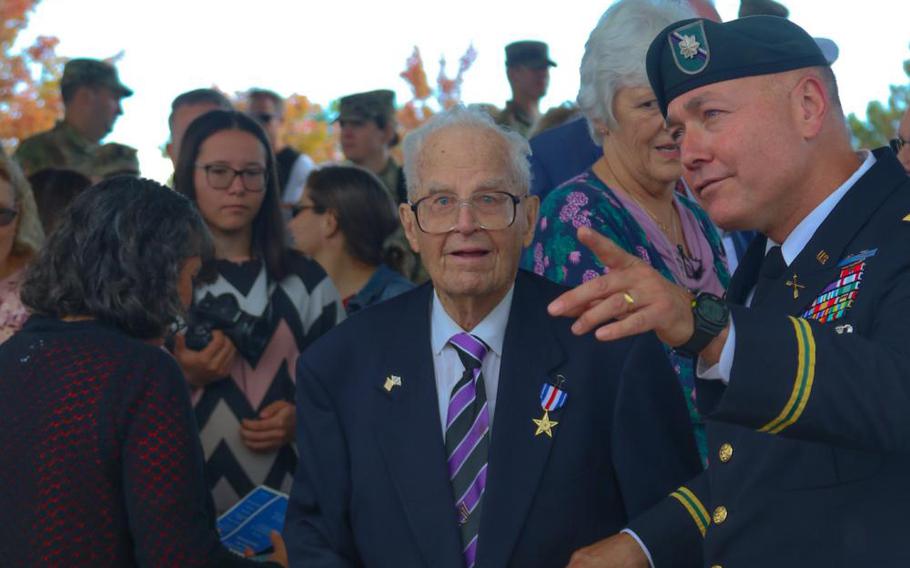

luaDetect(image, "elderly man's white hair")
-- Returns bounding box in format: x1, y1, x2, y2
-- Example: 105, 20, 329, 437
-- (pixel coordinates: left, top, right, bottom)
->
402, 105, 531, 199
577, 0, 696, 144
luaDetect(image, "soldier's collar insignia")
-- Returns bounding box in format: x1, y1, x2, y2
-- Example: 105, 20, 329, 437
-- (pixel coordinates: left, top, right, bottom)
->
668, 20, 710, 75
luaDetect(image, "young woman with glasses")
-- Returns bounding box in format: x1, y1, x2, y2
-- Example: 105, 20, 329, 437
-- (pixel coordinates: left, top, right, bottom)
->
173, 110, 344, 514
288, 165, 414, 314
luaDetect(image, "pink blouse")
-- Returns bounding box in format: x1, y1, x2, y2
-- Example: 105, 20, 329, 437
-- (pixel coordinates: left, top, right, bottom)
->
0, 268, 28, 344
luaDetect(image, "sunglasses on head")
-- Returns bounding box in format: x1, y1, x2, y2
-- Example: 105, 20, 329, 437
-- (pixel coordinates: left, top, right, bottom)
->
0, 207, 17, 227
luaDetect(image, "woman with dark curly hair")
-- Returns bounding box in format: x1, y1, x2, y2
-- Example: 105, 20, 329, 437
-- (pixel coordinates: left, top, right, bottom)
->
288, 165, 414, 314
0, 177, 285, 567
172, 109, 344, 514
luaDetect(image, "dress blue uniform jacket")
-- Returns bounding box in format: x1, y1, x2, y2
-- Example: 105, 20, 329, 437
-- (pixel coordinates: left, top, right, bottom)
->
629, 148, 910, 567
284, 270, 701, 567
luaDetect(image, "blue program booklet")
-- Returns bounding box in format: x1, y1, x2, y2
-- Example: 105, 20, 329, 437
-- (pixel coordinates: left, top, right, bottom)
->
218, 485, 289, 555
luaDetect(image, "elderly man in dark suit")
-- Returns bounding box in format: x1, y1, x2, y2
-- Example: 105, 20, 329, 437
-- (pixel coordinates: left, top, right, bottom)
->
282, 106, 702, 568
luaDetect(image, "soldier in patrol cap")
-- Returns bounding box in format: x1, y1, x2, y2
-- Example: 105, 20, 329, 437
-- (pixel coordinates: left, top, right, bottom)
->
15, 58, 132, 178
336, 89, 406, 205
90, 142, 140, 182
557, 15, 910, 568
495, 41, 556, 138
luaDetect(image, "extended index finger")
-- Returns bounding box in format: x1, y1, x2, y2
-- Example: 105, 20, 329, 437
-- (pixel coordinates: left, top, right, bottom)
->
548, 229, 638, 317
577, 227, 639, 272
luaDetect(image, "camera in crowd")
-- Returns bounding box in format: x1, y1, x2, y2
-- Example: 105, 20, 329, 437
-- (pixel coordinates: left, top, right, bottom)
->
185, 293, 272, 366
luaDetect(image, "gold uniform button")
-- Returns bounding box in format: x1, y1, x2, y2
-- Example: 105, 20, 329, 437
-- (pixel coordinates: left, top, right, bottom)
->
718, 443, 733, 463
713, 506, 728, 524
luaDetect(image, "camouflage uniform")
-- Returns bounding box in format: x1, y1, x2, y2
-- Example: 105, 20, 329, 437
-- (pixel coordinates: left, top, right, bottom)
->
495, 101, 536, 138
14, 121, 99, 178
91, 142, 140, 180
14, 58, 132, 178
496, 40, 557, 139
337, 89, 427, 283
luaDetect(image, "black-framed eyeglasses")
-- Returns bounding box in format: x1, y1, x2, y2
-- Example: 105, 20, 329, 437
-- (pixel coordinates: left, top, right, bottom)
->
409, 191, 527, 234
0, 207, 18, 227
291, 204, 326, 217
197, 164, 267, 192
890, 136, 908, 154
254, 112, 276, 124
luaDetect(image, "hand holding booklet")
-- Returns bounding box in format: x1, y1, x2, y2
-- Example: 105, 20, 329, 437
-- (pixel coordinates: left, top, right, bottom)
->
218, 485, 289, 555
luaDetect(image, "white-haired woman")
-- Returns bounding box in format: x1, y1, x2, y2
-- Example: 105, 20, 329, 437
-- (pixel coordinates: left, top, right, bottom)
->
0, 154, 43, 343
521, 0, 729, 461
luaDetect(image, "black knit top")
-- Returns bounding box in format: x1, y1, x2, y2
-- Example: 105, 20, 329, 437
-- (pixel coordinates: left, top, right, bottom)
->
0, 316, 276, 567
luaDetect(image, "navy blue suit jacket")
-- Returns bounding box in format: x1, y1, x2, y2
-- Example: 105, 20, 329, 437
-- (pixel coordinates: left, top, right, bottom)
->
529, 117, 601, 202
284, 270, 701, 567
630, 149, 910, 567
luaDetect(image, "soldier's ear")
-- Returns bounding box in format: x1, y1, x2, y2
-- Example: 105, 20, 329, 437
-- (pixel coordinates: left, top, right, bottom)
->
791, 72, 828, 140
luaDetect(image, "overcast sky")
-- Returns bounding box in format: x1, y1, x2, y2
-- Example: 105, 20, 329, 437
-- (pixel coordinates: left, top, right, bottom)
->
16, 0, 910, 183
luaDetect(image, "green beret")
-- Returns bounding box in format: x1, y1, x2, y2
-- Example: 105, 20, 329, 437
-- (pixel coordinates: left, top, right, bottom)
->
61, 58, 133, 98
337, 89, 396, 123
646, 16, 829, 117
505, 41, 556, 69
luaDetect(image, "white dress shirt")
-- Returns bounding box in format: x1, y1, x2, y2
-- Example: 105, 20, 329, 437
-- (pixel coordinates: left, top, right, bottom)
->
698, 150, 875, 383
430, 286, 514, 437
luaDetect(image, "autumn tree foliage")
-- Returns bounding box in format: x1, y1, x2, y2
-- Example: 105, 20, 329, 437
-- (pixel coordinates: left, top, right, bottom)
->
397, 45, 477, 132
848, 46, 910, 149
234, 45, 476, 165
0, 0, 64, 154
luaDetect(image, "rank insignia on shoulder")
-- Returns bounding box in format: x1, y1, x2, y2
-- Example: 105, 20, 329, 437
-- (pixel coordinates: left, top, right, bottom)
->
802, 250, 874, 323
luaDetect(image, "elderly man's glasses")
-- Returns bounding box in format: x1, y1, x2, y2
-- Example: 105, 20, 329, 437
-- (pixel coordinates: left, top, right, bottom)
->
0, 207, 18, 227
409, 191, 527, 234
890, 137, 908, 154
197, 164, 266, 192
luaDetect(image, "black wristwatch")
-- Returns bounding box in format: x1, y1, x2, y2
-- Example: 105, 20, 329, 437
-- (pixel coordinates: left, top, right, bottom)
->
674, 292, 730, 358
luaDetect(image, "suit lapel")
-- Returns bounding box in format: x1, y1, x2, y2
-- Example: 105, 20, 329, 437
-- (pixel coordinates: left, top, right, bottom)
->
373, 284, 463, 568
476, 272, 567, 567
763, 149, 903, 314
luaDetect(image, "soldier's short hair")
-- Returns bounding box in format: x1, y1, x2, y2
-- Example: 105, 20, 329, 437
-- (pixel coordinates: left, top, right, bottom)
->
247, 89, 285, 117
168, 88, 232, 131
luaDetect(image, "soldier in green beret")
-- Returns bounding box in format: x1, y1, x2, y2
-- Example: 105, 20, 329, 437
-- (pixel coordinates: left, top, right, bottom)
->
496, 41, 556, 138
559, 14, 910, 568
14, 58, 133, 179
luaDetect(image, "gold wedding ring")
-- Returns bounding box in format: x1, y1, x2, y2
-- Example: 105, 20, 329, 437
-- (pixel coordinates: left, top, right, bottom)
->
623, 292, 635, 305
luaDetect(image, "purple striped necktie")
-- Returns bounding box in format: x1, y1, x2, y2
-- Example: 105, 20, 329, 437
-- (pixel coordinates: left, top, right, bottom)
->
446, 332, 490, 568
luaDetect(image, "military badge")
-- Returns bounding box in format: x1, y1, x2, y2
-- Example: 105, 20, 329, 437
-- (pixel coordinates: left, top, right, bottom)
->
668, 20, 710, 75
533, 379, 568, 438
801, 249, 876, 323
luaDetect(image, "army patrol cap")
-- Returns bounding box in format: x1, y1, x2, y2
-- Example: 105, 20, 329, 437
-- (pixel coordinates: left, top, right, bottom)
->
336, 90, 396, 123
91, 143, 140, 180
646, 16, 830, 117
505, 41, 556, 69
61, 58, 133, 98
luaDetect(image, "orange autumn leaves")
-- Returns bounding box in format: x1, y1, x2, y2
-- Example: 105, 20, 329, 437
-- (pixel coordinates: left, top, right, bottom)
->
277, 44, 477, 162
0, 0, 64, 154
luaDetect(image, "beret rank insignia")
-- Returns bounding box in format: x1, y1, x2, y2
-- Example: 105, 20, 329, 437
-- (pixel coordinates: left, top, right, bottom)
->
669, 20, 710, 75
